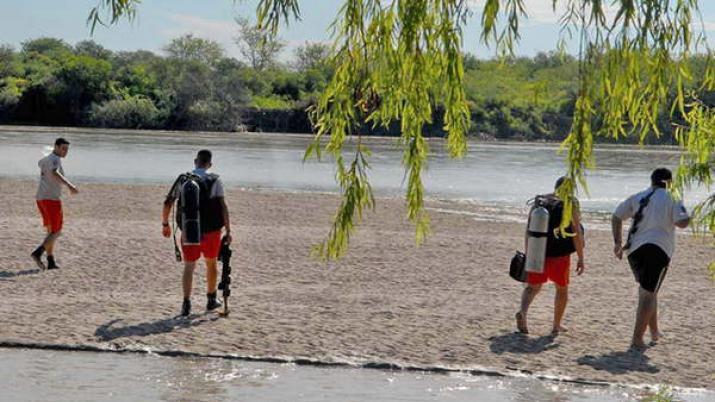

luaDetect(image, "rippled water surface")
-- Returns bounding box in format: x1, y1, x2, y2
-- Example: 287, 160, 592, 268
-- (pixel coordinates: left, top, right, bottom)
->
2, 348, 712, 402
0, 129, 709, 212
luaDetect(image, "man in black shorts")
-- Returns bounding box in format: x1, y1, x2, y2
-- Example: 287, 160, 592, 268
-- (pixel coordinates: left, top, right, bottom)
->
612, 168, 690, 349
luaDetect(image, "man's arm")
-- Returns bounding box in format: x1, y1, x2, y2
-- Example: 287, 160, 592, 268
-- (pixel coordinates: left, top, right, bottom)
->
673, 200, 691, 229
219, 197, 232, 245
52, 169, 78, 194
611, 214, 623, 260
161, 196, 174, 238
161, 176, 182, 238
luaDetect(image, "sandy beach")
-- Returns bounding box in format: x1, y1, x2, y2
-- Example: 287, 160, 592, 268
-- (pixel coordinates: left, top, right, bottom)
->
0, 178, 713, 388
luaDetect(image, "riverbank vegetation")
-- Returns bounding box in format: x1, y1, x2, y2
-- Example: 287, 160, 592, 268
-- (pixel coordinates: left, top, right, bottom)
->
2, 36, 711, 144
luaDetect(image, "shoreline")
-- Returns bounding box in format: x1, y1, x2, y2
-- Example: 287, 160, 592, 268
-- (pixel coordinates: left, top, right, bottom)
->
1, 178, 713, 389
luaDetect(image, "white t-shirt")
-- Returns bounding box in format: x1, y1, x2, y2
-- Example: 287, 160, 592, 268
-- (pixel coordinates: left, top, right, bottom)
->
36, 153, 64, 200
614, 187, 689, 258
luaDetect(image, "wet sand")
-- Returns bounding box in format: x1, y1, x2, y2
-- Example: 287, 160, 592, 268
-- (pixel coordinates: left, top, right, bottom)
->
0, 178, 713, 388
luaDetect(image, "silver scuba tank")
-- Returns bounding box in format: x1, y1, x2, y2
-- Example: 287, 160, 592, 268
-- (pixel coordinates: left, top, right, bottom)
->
181, 179, 201, 245
525, 205, 549, 273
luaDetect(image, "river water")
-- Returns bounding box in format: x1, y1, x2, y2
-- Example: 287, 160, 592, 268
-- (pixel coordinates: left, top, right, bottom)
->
1, 128, 712, 401
1, 348, 712, 402
0, 128, 709, 213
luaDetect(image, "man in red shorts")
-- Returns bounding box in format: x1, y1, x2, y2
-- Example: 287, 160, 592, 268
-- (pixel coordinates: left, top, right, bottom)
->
31, 137, 79, 270
162, 150, 232, 316
516, 177, 585, 336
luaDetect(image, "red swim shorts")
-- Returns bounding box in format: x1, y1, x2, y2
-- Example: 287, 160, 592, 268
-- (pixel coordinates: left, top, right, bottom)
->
36, 199, 63, 233
181, 230, 222, 262
527, 254, 571, 287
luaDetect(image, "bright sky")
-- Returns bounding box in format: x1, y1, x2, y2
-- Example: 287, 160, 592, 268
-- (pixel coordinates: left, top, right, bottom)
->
1, 0, 714, 60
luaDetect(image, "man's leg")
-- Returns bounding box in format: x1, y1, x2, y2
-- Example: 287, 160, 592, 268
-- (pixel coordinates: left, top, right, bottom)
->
31, 230, 60, 270
43, 231, 60, 254
205, 257, 222, 310
648, 293, 662, 342
181, 261, 197, 316
553, 285, 568, 335
647, 264, 668, 343
44, 231, 61, 269
34, 201, 63, 269
205, 258, 218, 294
632, 287, 656, 348
183, 261, 197, 299
517, 284, 541, 333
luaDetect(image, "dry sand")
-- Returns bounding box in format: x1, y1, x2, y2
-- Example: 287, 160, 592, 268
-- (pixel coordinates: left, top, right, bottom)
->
0, 178, 713, 388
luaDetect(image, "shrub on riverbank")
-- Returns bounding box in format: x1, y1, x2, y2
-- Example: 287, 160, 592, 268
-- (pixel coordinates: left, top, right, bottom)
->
88, 96, 163, 129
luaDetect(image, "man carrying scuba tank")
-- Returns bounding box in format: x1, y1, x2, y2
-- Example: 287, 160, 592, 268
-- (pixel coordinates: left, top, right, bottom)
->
161, 149, 232, 317
516, 177, 585, 336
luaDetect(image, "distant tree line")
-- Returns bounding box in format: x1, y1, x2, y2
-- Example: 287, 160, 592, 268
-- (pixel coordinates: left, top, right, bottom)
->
1, 34, 712, 143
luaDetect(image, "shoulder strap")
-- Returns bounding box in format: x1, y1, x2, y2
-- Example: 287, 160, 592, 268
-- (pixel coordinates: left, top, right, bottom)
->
624, 189, 657, 250
167, 173, 189, 200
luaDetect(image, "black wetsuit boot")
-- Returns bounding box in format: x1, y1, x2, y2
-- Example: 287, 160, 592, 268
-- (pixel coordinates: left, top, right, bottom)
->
181, 298, 191, 317
31, 246, 45, 270
206, 292, 222, 311
46, 255, 59, 270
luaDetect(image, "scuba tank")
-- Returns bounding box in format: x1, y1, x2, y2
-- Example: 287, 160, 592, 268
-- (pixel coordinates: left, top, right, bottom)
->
180, 178, 201, 245
526, 205, 549, 273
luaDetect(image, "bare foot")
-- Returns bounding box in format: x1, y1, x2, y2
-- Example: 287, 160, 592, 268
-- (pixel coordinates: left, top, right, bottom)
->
551, 326, 569, 336
630, 341, 648, 352
650, 331, 663, 343
515, 312, 529, 334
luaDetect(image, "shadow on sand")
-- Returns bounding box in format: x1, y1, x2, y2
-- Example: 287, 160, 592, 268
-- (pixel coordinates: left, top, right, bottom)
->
0, 268, 42, 280
576, 349, 659, 374
489, 332, 560, 354
95, 314, 218, 342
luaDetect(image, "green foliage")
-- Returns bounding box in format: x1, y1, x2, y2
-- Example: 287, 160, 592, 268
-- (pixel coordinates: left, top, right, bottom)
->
294, 41, 332, 72
0, 45, 21, 79
88, 96, 162, 128
186, 99, 243, 131
53, 53, 113, 120
235, 16, 285, 71
310, 143, 375, 261
0, 77, 28, 120
673, 99, 715, 236
74, 40, 113, 59
296, 0, 470, 259
251, 95, 294, 109
88, 0, 138, 33
164, 35, 224, 66
21, 37, 72, 56
641, 385, 678, 402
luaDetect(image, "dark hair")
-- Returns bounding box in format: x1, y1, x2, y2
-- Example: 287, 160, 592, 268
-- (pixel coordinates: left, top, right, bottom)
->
554, 176, 567, 191
55, 138, 70, 146
651, 168, 672, 188
196, 149, 212, 165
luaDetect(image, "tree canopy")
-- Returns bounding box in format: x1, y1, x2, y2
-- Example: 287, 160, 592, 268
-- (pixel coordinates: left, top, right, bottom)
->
86, 1, 714, 266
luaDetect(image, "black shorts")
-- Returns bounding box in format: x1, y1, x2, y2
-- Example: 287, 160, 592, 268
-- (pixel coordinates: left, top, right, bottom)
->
627, 243, 670, 293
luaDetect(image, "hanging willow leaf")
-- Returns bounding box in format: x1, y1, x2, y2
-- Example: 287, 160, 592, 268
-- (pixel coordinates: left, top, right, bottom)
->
88, 0, 139, 33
